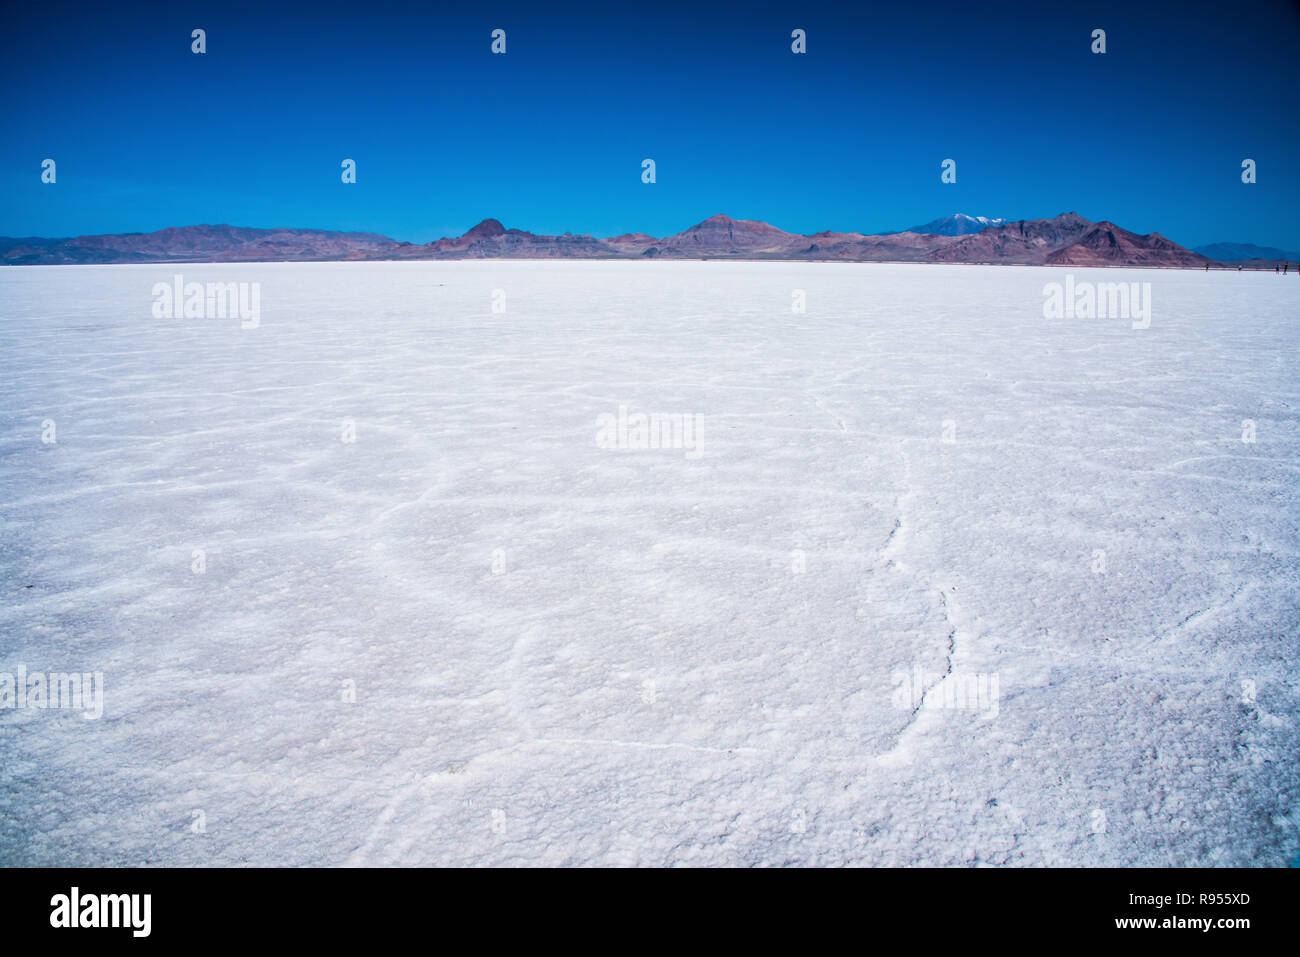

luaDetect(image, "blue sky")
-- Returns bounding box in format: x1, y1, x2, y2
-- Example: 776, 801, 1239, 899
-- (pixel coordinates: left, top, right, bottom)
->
2, 0, 1297, 248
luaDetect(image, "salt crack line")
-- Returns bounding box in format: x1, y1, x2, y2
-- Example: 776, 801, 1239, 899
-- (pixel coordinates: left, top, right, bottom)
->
1154, 581, 1257, 645
874, 588, 962, 769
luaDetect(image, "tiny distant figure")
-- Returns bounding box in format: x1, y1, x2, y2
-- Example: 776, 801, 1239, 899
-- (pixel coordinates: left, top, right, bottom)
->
1238, 265, 1242, 271
1205, 263, 1209, 272
1276, 264, 1280, 274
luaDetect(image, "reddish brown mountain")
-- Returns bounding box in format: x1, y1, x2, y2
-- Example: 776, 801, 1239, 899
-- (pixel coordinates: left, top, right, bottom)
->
1, 213, 1218, 268
1045, 222, 1213, 268
654, 214, 799, 255
462, 217, 507, 240
929, 213, 1095, 264
800, 229, 966, 261
399, 218, 614, 259
0, 224, 398, 265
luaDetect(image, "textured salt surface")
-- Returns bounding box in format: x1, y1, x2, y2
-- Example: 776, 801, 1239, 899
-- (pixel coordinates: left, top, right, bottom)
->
0, 260, 1296, 865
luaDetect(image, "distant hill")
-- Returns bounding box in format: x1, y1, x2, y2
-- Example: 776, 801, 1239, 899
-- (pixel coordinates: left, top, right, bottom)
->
1193, 242, 1300, 263
0, 213, 1217, 268
0, 225, 399, 266
1047, 222, 1213, 268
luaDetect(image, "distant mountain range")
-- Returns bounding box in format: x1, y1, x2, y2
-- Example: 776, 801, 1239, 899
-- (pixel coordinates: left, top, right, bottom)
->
2, 213, 1283, 268
1191, 242, 1300, 263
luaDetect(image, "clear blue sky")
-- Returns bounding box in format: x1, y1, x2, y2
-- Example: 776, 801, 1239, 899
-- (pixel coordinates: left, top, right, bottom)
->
2, 0, 1297, 249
